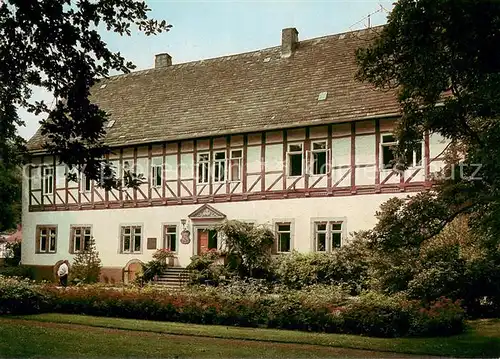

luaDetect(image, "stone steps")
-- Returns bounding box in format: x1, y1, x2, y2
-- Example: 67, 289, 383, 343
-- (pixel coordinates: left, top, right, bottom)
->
155, 267, 190, 289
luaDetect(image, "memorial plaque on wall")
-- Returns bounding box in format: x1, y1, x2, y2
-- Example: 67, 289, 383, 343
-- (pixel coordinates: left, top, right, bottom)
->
147, 237, 157, 250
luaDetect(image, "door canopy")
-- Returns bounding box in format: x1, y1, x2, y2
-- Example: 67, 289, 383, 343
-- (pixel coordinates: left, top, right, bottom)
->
188, 204, 226, 221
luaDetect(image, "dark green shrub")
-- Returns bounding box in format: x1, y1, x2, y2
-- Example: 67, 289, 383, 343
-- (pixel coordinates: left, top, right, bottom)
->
271, 239, 369, 294
186, 251, 231, 285
341, 293, 411, 337
138, 260, 167, 283
215, 220, 274, 278
35, 284, 464, 337
0, 265, 34, 279
0, 276, 50, 314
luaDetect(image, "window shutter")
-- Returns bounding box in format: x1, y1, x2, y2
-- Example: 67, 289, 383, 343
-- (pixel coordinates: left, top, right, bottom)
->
119, 227, 123, 253
69, 227, 75, 254
271, 234, 278, 255
35, 227, 40, 253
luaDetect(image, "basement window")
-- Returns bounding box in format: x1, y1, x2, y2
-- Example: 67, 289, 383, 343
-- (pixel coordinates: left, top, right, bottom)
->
287, 143, 303, 177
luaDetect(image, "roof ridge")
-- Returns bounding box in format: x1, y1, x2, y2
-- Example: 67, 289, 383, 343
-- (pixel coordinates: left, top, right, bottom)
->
102, 26, 383, 82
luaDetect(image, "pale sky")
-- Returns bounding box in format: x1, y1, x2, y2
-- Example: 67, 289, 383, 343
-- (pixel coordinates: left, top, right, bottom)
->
18, 0, 393, 141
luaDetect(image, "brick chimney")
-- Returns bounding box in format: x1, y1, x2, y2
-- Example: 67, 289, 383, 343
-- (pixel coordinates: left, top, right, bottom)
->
281, 28, 299, 58
155, 53, 172, 68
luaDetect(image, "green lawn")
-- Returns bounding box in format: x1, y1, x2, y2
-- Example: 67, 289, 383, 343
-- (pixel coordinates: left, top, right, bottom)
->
2, 314, 500, 358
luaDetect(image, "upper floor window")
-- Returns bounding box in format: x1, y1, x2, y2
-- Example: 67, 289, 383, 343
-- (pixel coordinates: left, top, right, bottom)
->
230, 149, 242, 182
213, 151, 226, 183
151, 158, 163, 188
163, 225, 177, 252
381, 134, 397, 169
198, 153, 210, 184
314, 221, 344, 252
120, 225, 142, 253
276, 222, 292, 253
43, 167, 54, 195
405, 142, 423, 168
71, 226, 92, 253
381, 134, 423, 169
287, 143, 303, 177
81, 174, 91, 193
36, 225, 57, 253
311, 141, 328, 175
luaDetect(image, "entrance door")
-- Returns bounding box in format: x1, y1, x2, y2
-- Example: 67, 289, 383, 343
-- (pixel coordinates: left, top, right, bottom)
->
197, 229, 209, 254
197, 229, 218, 254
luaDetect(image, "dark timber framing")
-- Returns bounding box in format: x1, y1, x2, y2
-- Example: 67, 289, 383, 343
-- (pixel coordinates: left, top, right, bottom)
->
28, 119, 435, 212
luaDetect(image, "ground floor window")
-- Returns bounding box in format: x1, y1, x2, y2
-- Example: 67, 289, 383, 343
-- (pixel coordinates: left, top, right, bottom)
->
121, 225, 142, 253
314, 221, 344, 252
163, 225, 177, 252
276, 222, 292, 253
36, 225, 57, 253
71, 226, 92, 253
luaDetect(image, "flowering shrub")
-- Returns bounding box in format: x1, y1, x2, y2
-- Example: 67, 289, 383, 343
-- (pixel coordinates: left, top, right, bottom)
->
0, 276, 49, 314
409, 297, 465, 336
153, 248, 175, 261
0, 277, 465, 337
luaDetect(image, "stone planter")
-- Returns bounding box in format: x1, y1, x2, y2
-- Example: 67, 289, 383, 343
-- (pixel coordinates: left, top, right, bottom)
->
167, 256, 175, 267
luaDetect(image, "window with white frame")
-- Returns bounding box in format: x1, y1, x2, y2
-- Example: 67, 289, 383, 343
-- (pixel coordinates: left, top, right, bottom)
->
43, 167, 54, 195
314, 221, 344, 252
198, 153, 209, 184
163, 225, 177, 252
81, 173, 91, 192
122, 161, 131, 187
213, 151, 226, 183
121, 225, 142, 253
36, 225, 57, 253
311, 141, 328, 175
405, 142, 423, 168
71, 226, 92, 253
276, 223, 292, 253
287, 143, 303, 177
381, 134, 397, 169
381, 134, 423, 169
230, 149, 242, 182
151, 158, 163, 188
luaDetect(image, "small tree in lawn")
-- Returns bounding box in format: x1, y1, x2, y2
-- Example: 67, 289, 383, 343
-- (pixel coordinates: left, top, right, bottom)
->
71, 237, 102, 284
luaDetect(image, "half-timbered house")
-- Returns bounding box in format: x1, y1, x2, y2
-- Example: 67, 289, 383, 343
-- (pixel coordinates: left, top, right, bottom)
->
23, 27, 448, 282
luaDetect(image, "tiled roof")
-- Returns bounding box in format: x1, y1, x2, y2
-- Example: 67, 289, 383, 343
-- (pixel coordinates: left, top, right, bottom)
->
27, 27, 400, 151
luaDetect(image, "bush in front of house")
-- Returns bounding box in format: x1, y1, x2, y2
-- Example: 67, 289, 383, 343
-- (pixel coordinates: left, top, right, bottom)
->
137, 259, 167, 284
37, 284, 464, 337
271, 239, 370, 294
0, 276, 49, 314
0, 265, 34, 279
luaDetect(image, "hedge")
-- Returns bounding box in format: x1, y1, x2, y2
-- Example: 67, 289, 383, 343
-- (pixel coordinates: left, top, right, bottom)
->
0, 277, 465, 338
